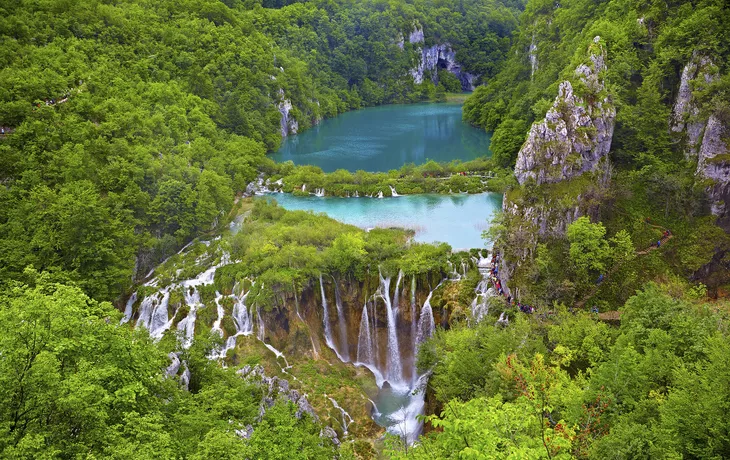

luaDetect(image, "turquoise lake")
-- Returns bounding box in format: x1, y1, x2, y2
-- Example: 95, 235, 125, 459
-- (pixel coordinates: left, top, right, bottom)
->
270, 102, 492, 172
263, 193, 502, 250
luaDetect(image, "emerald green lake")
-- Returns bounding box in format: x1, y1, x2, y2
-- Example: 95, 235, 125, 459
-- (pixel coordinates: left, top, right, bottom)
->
270, 102, 491, 172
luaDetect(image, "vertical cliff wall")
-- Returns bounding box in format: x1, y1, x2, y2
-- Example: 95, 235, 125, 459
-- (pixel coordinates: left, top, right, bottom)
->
671, 52, 730, 231
407, 26, 477, 91
498, 37, 614, 295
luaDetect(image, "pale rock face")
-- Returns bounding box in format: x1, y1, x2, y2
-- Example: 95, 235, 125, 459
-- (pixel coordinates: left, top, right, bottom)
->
408, 27, 424, 44
671, 53, 717, 158
277, 89, 299, 138
410, 43, 477, 91
697, 115, 730, 228
515, 36, 615, 186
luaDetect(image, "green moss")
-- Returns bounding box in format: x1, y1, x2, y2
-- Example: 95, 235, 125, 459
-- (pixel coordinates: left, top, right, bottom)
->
221, 315, 237, 336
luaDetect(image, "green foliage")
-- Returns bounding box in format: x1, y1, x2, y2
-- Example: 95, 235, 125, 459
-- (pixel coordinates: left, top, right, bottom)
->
0, 0, 524, 301
404, 281, 730, 459
0, 270, 342, 458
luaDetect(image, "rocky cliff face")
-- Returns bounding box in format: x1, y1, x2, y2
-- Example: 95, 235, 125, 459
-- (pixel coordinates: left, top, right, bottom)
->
515, 37, 615, 186
407, 27, 477, 91
697, 115, 730, 230
277, 89, 298, 138
671, 53, 717, 158
498, 37, 614, 297
671, 53, 730, 230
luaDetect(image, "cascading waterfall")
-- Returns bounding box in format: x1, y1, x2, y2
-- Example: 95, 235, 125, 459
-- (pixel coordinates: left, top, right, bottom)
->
370, 300, 379, 370
471, 253, 494, 323
177, 305, 197, 349
121, 292, 136, 324
314, 188, 325, 197
319, 274, 347, 362
415, 289, 436, 347
232, 289, 253, 335
333, 280, 350, 362
327, 396, 354, 435
139, 289, 174, 339
410, 275, 418, 383
389, 185, 400, 197
378, 272, 403, 386
356, 304, 374, 365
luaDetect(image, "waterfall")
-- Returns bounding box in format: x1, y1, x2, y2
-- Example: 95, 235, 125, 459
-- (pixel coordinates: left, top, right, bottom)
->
177, 305, 197, 349
389, 185, 400, 197
328, 396, 354, 435
393, 270, 402, 314
416, 289, 436, 347
212, 299, 225, 335
471, 255, 494, 323
354, 190, 359, 198
410, 276, 417, 382
319, 273, 342, 361
356, 304, 374, 365
232, 290, 253, 335
333, 280, 350, 362
121, 292, 137, 324
135, 294, 156, 330
314, 188, 325, 197
255, 307, 292, 372
378, 272, 403, 385
370, 300, 379, 370
377, 190, 384, 198
149, 290, 173, 338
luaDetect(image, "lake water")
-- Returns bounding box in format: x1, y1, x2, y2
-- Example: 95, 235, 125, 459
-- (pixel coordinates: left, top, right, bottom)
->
263, 193, 502, 250
270, 102, 491, 172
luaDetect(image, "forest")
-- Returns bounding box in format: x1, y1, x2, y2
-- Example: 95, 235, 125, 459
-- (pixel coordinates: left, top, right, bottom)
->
2, 0, 730, 458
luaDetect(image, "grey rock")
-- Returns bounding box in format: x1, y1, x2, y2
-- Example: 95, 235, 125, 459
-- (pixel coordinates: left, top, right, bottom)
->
320, 426, 340, 446
296, 394, 317, 420
697, 114, 730, 229
410, 43, 477, 91
236, 424, 254, 439
671, 53, 717, 158
515, 37, 614, 186
277, 89, 299, 138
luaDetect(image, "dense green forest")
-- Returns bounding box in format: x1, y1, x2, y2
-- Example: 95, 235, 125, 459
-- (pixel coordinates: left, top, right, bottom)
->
0, 0, 523, 300
3, 0, 730, 458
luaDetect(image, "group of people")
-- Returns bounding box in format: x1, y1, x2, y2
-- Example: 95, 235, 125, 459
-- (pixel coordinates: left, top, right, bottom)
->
657, 229, 671, 248
488, 252, 536, 315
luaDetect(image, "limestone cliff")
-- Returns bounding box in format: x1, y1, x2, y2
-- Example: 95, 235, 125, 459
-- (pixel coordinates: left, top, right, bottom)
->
671, 53, 718, 158
277, 89, 298, 138
697, 115, 730, 230
671, 53, 730, 230
407, 26, 477, 91
498, 37, 614, 296
515, 36, 615, 186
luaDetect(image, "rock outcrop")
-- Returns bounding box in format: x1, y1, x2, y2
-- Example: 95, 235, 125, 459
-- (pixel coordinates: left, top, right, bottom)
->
277, 89, 298, 138
407, 27, 477, 91
697, 115, 730, 229
498, 37, 614, 299
515, 37, 615, 186
671, 53, 718, 158
671, 52, 730, 230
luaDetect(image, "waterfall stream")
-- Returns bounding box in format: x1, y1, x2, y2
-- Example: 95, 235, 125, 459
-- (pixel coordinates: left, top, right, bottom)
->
320, 274, 347, 362
333, 280, 350, 362
378, 272, 403, 386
